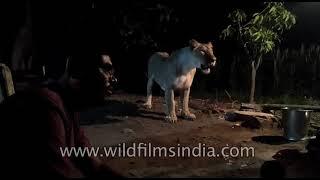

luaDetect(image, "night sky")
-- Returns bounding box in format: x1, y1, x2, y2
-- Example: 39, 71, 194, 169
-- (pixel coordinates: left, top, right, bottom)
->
284, 2, 320, 47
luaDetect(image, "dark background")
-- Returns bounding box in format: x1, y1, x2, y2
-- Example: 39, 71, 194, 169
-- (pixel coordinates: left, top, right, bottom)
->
1, 0, 319, 98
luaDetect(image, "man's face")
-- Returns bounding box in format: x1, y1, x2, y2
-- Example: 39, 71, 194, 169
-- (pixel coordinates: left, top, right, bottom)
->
66, 54, 117, 108
98, 55, 117, 96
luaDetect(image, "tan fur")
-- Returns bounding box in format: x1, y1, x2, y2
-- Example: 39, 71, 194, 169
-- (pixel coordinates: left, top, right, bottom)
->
143, 39, 217, 123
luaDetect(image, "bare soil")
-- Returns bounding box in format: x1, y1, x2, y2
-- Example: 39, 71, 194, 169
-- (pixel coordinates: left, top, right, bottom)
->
81, 92, 319, 178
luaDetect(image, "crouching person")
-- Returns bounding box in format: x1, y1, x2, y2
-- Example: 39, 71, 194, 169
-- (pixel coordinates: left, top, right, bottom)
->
0, 55, 121, 178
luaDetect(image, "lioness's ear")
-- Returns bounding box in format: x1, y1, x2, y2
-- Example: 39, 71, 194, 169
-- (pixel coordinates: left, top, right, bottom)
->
207, 42, 213, 48
189, 39, 200, 50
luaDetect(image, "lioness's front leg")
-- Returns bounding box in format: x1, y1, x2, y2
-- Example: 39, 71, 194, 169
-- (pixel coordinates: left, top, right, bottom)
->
143, 77, 153, 109
164, 88, 177, 123
181, 87, 196, 120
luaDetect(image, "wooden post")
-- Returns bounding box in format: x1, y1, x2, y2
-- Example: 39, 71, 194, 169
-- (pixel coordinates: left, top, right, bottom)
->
0, 64, 15, 102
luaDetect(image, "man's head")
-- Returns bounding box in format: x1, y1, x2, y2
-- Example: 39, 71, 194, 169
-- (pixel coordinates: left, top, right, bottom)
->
189, 39, 217, 74
59, 54, 117, 108
98, 55, 117, 95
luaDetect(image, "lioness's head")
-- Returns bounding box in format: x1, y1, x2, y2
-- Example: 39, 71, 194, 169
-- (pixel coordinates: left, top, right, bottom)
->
189, 39, 217, 74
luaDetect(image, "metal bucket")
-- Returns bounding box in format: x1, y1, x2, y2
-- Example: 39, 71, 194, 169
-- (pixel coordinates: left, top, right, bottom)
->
281, 107, 312, 141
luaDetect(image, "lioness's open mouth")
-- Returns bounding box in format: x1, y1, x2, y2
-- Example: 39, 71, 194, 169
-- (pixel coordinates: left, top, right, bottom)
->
201, 64, 211, 74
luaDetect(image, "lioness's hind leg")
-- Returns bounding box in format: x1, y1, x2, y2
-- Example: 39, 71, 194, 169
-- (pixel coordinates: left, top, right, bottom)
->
177, 90, 184, 116
143, 77, 153, 109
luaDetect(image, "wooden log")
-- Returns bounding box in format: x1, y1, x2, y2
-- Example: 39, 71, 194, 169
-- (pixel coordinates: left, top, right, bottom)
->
240, 103, 262, 112
261, 104, 320, 112
233, 110, 275, 119
225, 110, 277, 129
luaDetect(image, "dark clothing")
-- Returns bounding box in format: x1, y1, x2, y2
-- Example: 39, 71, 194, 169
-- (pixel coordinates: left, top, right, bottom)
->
0, 85, 115, 178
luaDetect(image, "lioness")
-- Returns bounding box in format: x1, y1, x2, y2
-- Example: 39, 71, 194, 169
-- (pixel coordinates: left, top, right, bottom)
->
143, 39, 217, 123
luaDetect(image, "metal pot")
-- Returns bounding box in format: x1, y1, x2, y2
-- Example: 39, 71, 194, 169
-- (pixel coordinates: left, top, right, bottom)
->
281, 107, 312, 141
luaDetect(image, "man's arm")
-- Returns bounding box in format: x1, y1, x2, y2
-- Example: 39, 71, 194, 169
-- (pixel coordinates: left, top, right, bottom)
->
46, 110, 85, 178
73, 112, 123, 177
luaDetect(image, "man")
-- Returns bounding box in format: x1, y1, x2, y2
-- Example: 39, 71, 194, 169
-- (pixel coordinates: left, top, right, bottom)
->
0, 54, 121, 178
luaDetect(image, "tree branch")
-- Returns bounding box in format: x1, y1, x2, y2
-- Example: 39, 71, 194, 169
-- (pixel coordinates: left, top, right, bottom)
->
242, 4, 270, 28
256, 56, 263, 70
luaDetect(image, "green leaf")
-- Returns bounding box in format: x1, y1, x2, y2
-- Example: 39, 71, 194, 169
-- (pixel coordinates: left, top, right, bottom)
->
253, 32, 261, 41
269, 6, 276, 13
282, 12, 287, 20
259, 15, 264, 24
253, 15, 260, 24
285, 13, 290, 22
220, 25, 235, 39
291, 15, 296, 24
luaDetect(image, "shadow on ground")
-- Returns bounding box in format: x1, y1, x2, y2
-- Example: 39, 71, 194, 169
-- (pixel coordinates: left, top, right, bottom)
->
252, 136, 290, 145
80, 99, 166, 125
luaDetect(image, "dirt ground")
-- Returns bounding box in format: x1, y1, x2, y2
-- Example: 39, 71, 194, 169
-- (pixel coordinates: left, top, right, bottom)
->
81, 92, 319, 178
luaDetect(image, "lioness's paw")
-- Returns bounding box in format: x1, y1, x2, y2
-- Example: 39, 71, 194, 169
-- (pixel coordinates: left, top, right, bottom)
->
143, 103, 152, 109
182, 112, 196, 120
165, 115, 178, 123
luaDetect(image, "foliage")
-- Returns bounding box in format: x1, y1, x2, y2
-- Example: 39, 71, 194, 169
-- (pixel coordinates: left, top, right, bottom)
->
221, 2, 296, 57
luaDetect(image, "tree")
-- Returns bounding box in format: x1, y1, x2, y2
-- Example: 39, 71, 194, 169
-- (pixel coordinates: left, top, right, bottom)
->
220, 2, 296, 103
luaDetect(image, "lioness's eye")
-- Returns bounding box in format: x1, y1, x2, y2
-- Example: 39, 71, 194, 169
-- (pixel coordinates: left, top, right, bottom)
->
200, 51, 205, 55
